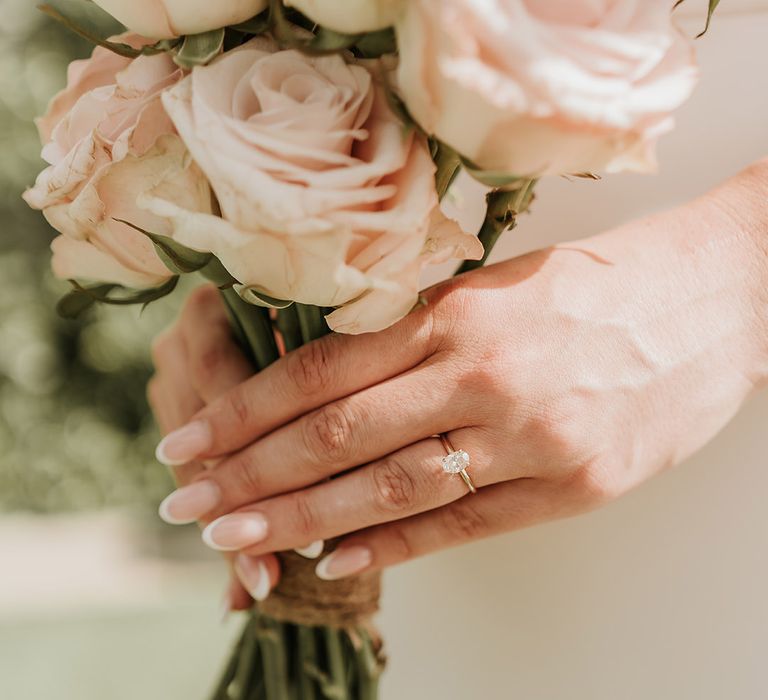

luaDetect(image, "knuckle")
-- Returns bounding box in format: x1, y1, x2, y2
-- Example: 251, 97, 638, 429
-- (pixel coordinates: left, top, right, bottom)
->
371, 456, 417, 514
225, 388, 253, 432
190, 345, 224, 386
185, 285, 218, 314
569, 460, 622, 508
303, 403, 354, 466
225, 454, 264, 501
441, 500, 488, 542
290, 494, 318, 539
287, 339, 335, 397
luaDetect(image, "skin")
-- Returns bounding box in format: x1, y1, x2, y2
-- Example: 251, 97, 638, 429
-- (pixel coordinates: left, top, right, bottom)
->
148, 160, 768, 603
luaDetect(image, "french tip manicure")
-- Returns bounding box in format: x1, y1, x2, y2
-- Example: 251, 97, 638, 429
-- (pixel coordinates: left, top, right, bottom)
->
158, 480, 221, 526
155, 438, 183, 467
295, 540, 325, 559
315, 546, 373, 581
202, 512, 269, 552
155, 420, 211, 467
158, 493, 195, 525
235, 555, 272, 603
202, 520, 233, 551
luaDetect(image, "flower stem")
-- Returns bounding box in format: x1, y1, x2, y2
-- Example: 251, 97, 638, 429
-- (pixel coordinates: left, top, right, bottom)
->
456, 179, 537, 275
277, 305, 303, 353
295, 304, 332, 344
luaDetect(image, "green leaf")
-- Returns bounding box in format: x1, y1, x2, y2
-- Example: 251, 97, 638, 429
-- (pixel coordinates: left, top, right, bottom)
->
38, 4, 178, 57
56, 283, 118, 319
234, 285, 294, 309
698, 0, 721, 37
57, 277, 179, 318
173, 28, 225, 69
673, 0, 721, 37
114, 219, 212, 274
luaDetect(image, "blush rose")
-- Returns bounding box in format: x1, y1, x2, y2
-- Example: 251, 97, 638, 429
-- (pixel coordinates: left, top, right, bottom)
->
24, 39, 212, 288
150, 37, 481, 334
396, 0, 699, 176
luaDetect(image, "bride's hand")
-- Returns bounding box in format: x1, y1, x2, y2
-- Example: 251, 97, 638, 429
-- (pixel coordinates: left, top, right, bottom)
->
148, 286, 280, 608
154, 166, 768, 586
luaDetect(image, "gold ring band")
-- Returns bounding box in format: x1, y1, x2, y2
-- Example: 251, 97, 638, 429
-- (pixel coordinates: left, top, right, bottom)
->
439, 434, 477, 495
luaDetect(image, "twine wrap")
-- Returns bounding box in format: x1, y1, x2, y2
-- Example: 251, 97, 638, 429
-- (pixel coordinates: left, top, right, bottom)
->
259, 549, 381, 628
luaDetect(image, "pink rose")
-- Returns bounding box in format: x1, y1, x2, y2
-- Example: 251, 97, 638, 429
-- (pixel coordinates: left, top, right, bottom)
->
92, 0, 268, 39
23, 39, 211, 289
396, 0, 699, 176
152, 37, 481, 334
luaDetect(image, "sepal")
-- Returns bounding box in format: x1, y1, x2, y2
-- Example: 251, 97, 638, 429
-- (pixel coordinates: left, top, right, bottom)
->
38, 3, 179, 58
114, 219, 213, 274
173, 29, 226, 69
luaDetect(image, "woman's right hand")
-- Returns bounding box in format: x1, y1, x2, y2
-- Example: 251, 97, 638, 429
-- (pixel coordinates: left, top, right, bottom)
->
147, 285, 281, 609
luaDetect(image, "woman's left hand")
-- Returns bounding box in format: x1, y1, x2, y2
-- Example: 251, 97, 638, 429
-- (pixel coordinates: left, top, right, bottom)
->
154, 166, 768, 588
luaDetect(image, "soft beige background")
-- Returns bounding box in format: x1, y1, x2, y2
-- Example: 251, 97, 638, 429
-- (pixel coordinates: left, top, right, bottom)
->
379, 8, 768, 700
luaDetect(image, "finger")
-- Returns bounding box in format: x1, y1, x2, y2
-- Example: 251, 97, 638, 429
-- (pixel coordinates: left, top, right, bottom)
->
225, 570, 252, 613
233, 553, 281, 603
315, 479, 560, 579
180, 285, 254, 403
148, 331, 206, 483
196, 360, 481, 515
198, 429, 521, 556
155, 305, 438, 465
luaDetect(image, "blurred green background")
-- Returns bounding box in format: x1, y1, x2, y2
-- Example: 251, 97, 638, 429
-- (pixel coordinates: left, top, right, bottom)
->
0, 2, 238, 697
0, 0, 174, 514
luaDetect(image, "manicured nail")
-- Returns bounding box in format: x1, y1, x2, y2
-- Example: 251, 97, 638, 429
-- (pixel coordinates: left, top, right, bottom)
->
156, 420, 212, 466
295, 540, 324, 559
315, 546, 372, 581
158, 480, 221, 525
219, 588, 232, 623
235, 555, 272, 602
202, 512, 269, 551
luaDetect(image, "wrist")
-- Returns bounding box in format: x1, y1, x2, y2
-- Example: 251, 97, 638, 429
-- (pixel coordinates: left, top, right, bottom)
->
706, 159, 768, 385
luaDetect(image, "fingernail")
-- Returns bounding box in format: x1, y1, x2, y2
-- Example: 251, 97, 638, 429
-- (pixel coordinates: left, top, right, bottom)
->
156, 420, 212, 466
219, 588, 232, 623
295, 540, 324, 559
158, 480, 221, 525
315, 546, 372, 581
202, 513, 269, 552
234, 555, 272, 602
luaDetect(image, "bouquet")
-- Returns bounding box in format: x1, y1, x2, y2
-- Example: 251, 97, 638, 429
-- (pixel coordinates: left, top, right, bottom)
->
23, 0, 706, 697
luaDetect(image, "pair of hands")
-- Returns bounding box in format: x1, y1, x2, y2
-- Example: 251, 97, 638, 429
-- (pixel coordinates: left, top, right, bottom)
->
148, 168, 768, 608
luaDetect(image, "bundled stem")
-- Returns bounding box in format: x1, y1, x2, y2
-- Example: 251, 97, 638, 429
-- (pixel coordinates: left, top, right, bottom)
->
456, 179, 537, 275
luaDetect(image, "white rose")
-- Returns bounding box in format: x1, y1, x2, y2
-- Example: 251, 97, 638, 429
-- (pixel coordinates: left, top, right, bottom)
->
92, 0, 268, 39
284, 0, 404, 33
396, 0, 699, 176
151, 37, 481, 334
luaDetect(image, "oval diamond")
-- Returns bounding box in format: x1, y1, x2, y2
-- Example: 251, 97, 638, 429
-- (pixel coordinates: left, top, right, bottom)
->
441, 449, 470, 474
